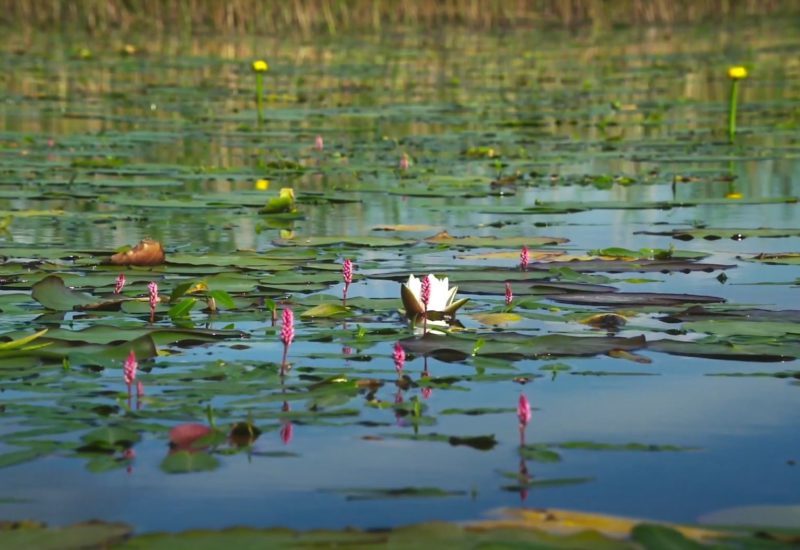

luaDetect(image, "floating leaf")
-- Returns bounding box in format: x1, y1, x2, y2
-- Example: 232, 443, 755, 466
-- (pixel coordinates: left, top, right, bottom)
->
300, 303, 350, 318
160, 451, 221, 474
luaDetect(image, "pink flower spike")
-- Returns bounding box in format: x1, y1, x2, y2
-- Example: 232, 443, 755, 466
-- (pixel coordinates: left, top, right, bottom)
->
505, 282, 513, 306
520, 246, 530, 271
123, 350, 138, 386
342, 258, 353, 286
314, 134, 324, 151
399, 154, 409, 171
136, 381, 144, 398
148, 281, 158, 310
280, 308, 295, 346
393, 342, 405, 374
421, 275, 431, 308
518, 393, 532, 427
114, 273, 126, 294
280, 422, 293, 445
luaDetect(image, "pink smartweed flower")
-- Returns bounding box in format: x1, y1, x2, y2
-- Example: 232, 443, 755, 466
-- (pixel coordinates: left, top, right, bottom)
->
314, 134, 324, 151
421, 275, 431, 309
280, 421, 293, 445
342, 258, 353, 304
393, 342, 405, 374
148, 281, 158, 310
520, 246, 530, 271
114, 273, 126, 294
123, 350, 137, 386
343, 258, 353, 286
518, 393, 532, 428
280, 308, 295, 346
399, 154, 409, 171
505, 282, 513, 306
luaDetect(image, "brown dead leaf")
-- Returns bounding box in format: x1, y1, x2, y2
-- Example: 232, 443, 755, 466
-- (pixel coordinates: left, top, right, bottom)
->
108, 238, 165, 266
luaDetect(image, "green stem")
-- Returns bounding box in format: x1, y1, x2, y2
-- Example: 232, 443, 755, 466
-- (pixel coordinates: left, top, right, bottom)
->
728, 80, 739, 143
255, 73, 264, 124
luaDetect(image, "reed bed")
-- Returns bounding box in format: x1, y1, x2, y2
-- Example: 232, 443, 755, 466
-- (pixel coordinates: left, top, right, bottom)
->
1, 0, 797, 35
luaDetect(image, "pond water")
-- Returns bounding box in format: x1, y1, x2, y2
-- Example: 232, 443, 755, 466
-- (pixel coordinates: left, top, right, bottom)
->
0, 18, 799, 536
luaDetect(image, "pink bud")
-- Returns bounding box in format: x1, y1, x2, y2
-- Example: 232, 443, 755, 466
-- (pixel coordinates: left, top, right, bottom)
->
393, 342, 405, 374
136, 381, 144, 398
123, 350, 137, 386
314, 134, 324, 151
505, 282, 513, 306
421, 275, 431, 308
342, 258, 353, 285
422, 386, 432, 400
114, 273, 126, 294
518, 393, 531, 427
520, 246, 529, 271
280, 308, 295, 346
148, 281, 158, 310
280, 422, 293, 445
399, 154, 409, 171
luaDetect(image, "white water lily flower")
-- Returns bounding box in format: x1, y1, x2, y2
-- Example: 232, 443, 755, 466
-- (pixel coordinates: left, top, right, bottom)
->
401, 274, 468, 320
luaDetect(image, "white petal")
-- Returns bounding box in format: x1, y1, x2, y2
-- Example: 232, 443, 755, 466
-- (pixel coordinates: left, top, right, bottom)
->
406, 274, 421, 300
427, 274, 450, 312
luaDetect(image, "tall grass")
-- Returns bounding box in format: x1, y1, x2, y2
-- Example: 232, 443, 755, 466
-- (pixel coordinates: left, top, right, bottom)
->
1, 0, 797, 35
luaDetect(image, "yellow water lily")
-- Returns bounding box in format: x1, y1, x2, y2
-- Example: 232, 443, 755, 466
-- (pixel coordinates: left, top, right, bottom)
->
727, 66, 747, 80
252, 59, 268, 72
401, 274, 468, 321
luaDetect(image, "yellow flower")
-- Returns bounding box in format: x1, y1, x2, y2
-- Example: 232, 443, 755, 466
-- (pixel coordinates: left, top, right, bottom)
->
725, 192, 743, 200
255, 179, 270, 191
279, 188, 295, 201
728, 66, 747, 80
252, 60, 268, 73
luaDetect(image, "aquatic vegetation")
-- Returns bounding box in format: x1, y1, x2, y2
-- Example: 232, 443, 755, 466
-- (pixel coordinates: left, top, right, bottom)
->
113, 273, 125, 294
727, 65, 748, 142
342, 258, 353, 305
0, 16, 798, 543
280, 307, 295, 371
251, 59, 268, 124
393, 341, 406, 375
401, 274, 469, 328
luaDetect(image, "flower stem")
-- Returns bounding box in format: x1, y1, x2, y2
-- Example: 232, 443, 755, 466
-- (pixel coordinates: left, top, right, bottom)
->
255, 73, 264, 125
728, 79, 740, 143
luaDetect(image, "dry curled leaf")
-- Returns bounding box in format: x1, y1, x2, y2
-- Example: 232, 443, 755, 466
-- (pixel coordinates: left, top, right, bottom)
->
108, 238, 165, 266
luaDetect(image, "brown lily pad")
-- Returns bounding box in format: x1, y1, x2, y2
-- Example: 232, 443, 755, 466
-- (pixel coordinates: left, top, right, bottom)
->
108, 238, 165, 266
